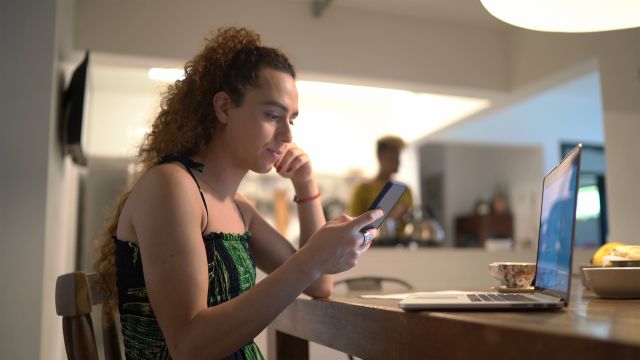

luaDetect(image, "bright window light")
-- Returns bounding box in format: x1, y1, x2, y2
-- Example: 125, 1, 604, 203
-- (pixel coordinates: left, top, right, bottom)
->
294, 80, 490, 175
576, 185, 601, 220
148, 68, 185, 81
296, 81, 413, 101
126, 125, 148, 141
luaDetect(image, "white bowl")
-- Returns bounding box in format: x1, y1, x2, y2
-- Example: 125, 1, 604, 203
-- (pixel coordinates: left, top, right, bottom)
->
583, 267, 640, 299
579, 264, 600, 289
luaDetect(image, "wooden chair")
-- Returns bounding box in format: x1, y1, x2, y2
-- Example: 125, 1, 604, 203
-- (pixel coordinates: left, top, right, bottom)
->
55, 272, 123, 360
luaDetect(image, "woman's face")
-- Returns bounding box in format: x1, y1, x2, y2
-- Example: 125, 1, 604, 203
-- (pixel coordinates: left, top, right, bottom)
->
224, 68, 299, 173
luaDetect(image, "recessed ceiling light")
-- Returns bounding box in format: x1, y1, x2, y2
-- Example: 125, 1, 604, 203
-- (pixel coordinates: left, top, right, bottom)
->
147, 67, 184, 81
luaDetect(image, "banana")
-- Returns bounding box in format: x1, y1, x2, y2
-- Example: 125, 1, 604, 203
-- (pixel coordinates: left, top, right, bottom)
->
592, 242, 625, 265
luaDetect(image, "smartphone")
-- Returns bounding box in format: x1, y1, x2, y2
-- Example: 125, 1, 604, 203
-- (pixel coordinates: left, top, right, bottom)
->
361, 180, 407, 231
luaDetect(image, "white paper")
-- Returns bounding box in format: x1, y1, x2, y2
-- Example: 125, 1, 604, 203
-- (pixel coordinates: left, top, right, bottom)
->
359, 291, 477, 300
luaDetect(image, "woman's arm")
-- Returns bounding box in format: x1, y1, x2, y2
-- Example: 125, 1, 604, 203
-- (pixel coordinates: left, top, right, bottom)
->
292, 178, 332, 297
238, 191, 330, 298
130, 164, 381, 360
272, 144, 332, 297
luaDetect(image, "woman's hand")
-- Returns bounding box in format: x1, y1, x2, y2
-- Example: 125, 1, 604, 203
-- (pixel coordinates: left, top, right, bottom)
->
275, 143, 312, 185
302, 210, 383, 275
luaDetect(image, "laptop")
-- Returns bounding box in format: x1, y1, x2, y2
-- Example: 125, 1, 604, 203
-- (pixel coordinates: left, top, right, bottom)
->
400, 144, 582, 310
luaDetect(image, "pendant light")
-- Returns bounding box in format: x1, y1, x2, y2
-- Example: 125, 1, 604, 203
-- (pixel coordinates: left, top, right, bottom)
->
480, 0, 640, 33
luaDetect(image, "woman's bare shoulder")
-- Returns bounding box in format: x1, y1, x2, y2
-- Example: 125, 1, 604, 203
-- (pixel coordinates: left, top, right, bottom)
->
129, 163, 200, 203
119, 163, 205, 241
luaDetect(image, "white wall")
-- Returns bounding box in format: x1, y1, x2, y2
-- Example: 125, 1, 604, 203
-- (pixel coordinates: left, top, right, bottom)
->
508, 28, 640, 245
419, 143, 543, 247
87, 89, 159, 158
509, 29, 640, 113
421, 25, 640, 245
602, 112, 640, 245
424, 69, 605, 173
78, 157, 131, 271
0, 2, 52, 356
84, 64, 164, 158
0, 1, 77, 359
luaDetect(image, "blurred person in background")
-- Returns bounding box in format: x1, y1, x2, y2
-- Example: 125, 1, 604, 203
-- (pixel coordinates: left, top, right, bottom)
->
349, 135, 413, 241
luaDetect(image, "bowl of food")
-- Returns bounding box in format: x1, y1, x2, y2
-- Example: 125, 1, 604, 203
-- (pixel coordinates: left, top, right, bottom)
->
582, 243, 640, 290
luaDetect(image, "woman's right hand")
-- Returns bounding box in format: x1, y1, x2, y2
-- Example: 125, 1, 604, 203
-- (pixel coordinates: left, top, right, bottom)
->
302, 209, 383, 275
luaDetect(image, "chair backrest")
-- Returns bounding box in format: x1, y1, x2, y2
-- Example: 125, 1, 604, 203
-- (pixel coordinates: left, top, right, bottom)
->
55, 272, 123, 360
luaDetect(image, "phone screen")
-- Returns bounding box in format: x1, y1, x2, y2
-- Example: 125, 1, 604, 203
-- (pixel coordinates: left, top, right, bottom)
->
361, 180, 407, 231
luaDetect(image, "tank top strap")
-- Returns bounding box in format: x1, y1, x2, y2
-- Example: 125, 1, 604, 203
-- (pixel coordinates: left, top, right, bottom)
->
158, 154, 209, 229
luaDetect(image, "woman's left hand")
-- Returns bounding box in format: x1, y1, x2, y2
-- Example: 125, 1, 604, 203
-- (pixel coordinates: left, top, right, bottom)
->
275, 143, 313, 185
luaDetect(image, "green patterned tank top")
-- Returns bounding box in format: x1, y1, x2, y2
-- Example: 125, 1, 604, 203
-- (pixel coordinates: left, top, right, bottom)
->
113, 155, 264, 359
114, 232, 263, 360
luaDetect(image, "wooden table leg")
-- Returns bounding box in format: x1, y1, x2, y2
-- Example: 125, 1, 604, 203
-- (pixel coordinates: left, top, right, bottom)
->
267, 326, 309, 360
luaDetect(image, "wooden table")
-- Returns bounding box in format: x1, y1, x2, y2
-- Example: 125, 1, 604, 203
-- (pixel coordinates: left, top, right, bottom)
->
267, 281, 640, 359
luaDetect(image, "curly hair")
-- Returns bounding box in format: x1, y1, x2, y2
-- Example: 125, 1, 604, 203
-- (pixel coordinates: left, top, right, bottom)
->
94, 27, 296, 317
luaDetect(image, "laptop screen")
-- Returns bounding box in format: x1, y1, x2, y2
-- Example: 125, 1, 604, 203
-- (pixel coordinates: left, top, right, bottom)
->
535, 145, 581, 299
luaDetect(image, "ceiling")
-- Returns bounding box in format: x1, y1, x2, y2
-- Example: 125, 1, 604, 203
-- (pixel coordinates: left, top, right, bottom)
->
293, 0, 507, 29
71, 0, 513, 107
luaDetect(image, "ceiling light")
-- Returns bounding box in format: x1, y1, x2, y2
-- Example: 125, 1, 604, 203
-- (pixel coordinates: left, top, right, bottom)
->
147, 67, 184, 81
481, 0, 640, 33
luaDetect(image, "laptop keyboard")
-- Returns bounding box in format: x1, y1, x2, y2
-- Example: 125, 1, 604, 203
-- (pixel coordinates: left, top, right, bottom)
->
467, 293, 537, 302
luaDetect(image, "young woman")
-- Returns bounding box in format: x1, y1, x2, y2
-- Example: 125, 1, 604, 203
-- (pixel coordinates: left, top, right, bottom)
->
94, 27, 381, 359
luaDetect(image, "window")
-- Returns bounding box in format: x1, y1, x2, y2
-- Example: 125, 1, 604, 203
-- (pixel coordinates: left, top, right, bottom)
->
561, 143, 607, 247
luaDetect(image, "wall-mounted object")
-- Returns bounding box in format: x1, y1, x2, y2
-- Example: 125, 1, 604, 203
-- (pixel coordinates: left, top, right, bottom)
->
60, 50, 90, 166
